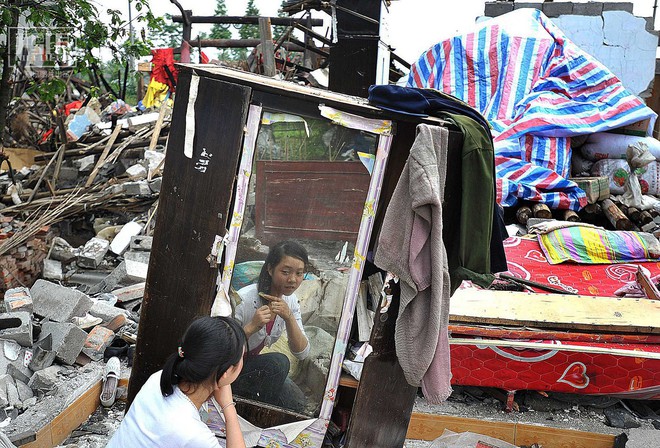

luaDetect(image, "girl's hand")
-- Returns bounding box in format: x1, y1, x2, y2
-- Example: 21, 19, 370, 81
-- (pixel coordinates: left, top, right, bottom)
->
247, 305, 272, 334
269, 297, 293, 321
216, 384, 234, 408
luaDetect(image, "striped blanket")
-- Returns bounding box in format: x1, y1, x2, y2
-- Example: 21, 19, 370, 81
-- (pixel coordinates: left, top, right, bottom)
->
407, 8, 656, 210
538, 226, 660, 265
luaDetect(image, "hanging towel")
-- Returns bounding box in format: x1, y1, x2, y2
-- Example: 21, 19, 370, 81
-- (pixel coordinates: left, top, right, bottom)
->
374, 124, 452, 404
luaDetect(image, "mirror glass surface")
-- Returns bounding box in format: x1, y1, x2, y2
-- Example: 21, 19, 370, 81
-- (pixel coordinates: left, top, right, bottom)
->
230, 109, 378, 417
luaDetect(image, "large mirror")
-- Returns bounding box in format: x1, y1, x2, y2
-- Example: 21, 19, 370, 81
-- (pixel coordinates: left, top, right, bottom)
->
226, 107, 379, 418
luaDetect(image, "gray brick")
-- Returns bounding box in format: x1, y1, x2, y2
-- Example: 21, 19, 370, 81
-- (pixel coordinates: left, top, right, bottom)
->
77, 237, 110, 269
148, 177, 162, 193
514, 3, 542, 11
484, 1, 514, 17
603, 2, 634, 13
15, 379, 33, 403
0, 312, 32, 347
39, 322, 87, 365
130, 235, 152, 252
89, 301, 127, 323
28, 334, 57, 372
27, 366, 60, 393
3, 287, 33, 314
573, 2, 604, 16
30, 279, 93, 323
7, 361, 31, 385
123, 181, 152, 196
542, 2, 573, 17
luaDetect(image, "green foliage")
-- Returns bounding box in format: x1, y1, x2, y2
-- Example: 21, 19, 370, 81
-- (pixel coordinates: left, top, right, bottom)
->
210, 0, 231, 40
151, 14, 182, 49
273, 1, 289, 41
26, 77, 67, 104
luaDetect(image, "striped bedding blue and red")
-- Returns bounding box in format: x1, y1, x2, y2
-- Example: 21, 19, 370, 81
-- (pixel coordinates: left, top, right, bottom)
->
407, 8, 656, 210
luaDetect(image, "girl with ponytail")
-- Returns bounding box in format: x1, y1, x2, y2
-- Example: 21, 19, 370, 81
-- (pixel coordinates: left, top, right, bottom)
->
108, 316, 247, 448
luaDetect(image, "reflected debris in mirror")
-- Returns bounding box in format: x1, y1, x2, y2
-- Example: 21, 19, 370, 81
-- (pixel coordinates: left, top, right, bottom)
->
229, 109, 378, 419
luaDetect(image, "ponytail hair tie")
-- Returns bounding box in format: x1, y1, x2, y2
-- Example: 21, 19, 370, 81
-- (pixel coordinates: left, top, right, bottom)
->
177, 346, 185, 358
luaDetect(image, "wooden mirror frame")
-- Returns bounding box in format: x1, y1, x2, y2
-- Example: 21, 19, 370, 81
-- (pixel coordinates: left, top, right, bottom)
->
216, 100, 394, 447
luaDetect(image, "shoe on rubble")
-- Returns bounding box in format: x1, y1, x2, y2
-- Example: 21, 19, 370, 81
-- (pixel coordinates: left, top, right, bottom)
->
71, 314, 103, 330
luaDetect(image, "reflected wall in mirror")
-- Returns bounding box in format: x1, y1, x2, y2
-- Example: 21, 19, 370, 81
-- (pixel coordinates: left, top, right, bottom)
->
230, 109, 378, 418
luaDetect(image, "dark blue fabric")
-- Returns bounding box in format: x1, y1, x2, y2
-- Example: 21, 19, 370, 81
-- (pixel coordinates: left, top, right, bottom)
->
368, 85, 491, 131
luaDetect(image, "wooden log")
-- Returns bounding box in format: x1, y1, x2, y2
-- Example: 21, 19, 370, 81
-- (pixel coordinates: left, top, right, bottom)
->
84, 125, 122, 188
627, 206, 641, 223
34, 136, 168, 162
562, 210, 580, 222
188, 38, 307, 52
171, 15, 324, 27
531, 203, 552, 219
639, 210, 654, 225
601, 198, 634, 230
515, 206, 532, 225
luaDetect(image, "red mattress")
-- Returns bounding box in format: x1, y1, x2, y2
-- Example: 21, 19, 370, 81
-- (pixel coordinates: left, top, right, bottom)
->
447, 236, 660, 399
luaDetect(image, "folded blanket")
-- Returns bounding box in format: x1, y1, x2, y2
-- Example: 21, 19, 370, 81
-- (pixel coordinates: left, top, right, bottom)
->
539, 227, 660, 264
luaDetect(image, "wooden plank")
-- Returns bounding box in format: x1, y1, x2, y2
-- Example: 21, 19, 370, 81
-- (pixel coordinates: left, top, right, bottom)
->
50, 381, 103, 445
20, 380, 102, 448
258, 18, 276, 77
127, 73, 251, 406
345, 281, 418, 448
406, 413, 616, 448
450, 289, 660, 334
84, 125, 122, 188
255, 160, 371, 244
515, 423, 615, 448
339, 373, 359, 389
406, 413, 516, 443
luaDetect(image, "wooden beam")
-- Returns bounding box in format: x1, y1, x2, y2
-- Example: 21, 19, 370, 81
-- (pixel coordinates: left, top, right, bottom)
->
127, 73, 251, 407
406, 413, 616, 448
187, 38, 306, 51
84, 125, 122, 188
258, 18, 276, 77
450, 289, 660, 334
171, 15, 323, 27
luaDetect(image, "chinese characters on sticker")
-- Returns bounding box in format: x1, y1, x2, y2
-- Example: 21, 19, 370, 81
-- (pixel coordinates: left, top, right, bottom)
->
194, 148, 213, 173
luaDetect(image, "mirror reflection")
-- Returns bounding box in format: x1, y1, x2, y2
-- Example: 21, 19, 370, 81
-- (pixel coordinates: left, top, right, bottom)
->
230, 110, 378, 416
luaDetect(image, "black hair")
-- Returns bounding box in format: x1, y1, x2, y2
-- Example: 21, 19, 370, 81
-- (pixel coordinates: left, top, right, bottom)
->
257, 240, 309, 294
160, 316, 247, 396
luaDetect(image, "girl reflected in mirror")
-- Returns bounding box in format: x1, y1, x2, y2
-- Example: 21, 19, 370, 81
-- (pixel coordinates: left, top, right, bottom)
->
233, 240, 310, 412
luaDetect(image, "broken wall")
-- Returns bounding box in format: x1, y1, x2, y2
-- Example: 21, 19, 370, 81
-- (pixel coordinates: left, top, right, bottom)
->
484, 2, 659, 98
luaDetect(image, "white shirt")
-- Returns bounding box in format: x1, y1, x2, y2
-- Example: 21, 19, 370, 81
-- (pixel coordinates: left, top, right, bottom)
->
107, 371, 220, 448
235, 284, 310, 359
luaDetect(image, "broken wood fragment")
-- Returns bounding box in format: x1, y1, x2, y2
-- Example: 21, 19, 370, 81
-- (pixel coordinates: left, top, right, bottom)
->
531, 203, 552, 219
601, 198, 634, 230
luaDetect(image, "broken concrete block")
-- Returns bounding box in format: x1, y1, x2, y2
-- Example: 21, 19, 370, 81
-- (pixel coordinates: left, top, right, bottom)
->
126, 164, 148, 180
148, 177, 162, 193
28, 334, 57, 372
77, 237, 110, 269
125, 251, 150, 282
4, 287, 33, 314
27, 365, 60, 393
111, 283, 145, 303
0, 312, 32, 347
0, 376, 7, 407
8, 360, 31, 385
144, 149, 165, 171
82, 326, 115, 361
130, 235, 152, 252
123, 181, 152, 196
110, 222, 143, 255
42, 259, 64, 281
57, 165, 79, 183
49, 237, 78, 263
31, 279, 93, 323
1, 375, 21, 407
14, 379, 33, 402
39, 321, 87, 365
75, 154, 96, 172
89, 301, 127, 323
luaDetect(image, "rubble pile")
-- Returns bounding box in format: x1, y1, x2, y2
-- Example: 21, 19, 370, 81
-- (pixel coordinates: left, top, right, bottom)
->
0, 219, 52, 292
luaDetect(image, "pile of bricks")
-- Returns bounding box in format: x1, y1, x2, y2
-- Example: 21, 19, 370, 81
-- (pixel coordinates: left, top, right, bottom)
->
0, 217, 52, 295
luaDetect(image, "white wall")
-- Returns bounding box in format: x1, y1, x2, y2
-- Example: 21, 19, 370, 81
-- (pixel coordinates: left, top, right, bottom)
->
553, 11, 658, 97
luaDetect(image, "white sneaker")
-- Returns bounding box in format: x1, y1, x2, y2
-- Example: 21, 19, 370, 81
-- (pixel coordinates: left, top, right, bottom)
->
71, 313, 102, 330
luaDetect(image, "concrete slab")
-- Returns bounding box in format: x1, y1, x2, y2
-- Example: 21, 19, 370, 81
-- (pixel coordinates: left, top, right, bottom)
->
31, 280, 93, 323
39, 322, 87, 365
